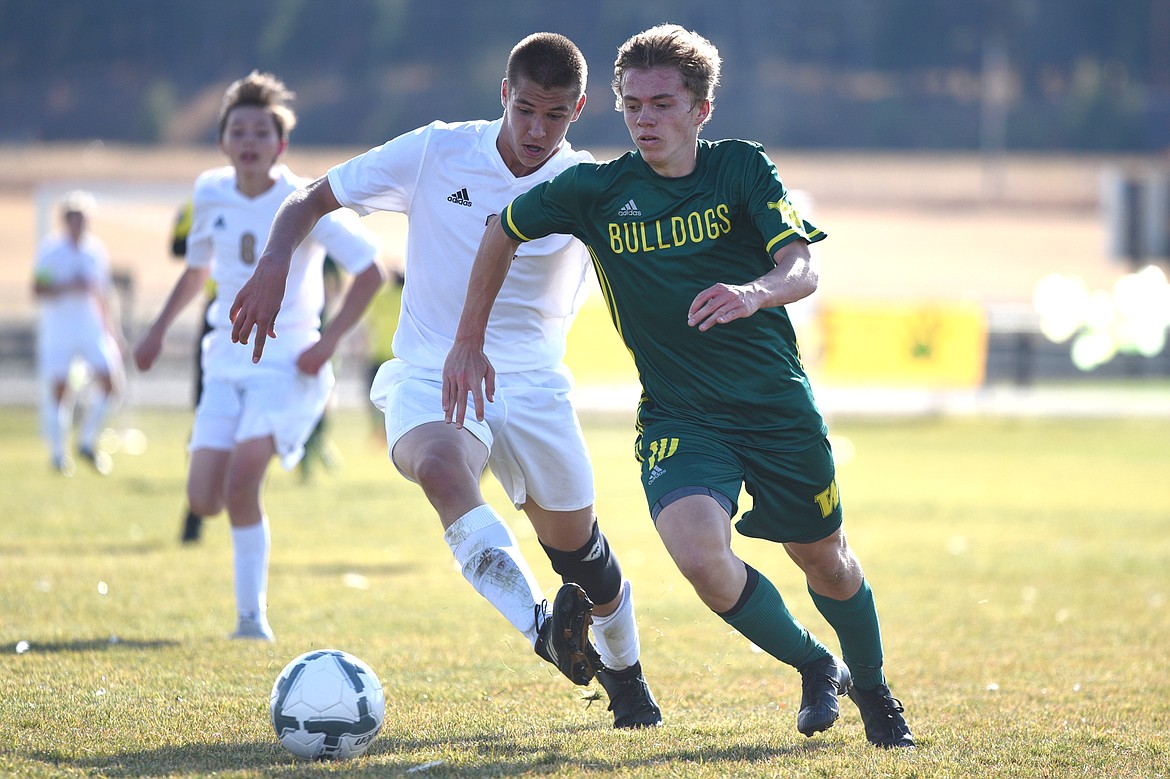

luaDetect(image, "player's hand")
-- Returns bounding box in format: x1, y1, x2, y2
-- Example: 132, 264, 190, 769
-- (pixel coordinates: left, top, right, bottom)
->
229, 257, 286, 363
295, 340, 332, 376
441, 340, 495, 429
687, 282, 761, 331
133, 329, 164, 372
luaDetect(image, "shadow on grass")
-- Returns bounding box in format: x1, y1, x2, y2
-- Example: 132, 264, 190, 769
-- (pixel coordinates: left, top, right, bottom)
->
286, 561, 418, 578
5, 637, 179, 654
372, 725, 831, 775
27, 724, 830, 777
29, 743, 288, 778
0, 540, 169, 556
120, 477, 187, 497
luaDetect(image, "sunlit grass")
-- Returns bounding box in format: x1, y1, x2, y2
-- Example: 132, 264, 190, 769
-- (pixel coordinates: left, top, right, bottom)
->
1, 407, 1167, 777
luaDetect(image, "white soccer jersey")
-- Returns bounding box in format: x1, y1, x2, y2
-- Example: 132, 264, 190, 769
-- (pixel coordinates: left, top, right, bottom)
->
34, 232, 111, 340
327, 119, 593, 373
185, 164, 379, 373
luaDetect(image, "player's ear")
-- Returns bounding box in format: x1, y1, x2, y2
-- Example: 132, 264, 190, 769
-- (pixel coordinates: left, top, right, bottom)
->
500, 79, 509, 109
694, 98, 711, 127
570, 93, 586, 123
275, 138, 289, 159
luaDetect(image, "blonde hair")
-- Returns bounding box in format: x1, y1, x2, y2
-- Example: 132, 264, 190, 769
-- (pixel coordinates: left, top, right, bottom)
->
59, 189, 96, 216
217, 71, 297, 141
612, 24, 722, 120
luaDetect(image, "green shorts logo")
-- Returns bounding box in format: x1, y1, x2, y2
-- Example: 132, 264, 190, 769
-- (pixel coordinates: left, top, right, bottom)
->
813, 478, 840, 519
644, 437, 679, 470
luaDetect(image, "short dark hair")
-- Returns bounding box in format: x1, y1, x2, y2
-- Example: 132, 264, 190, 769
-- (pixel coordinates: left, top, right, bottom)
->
506, 32, 588, 98
612, 24, 721, 116
217, 70, 297, 142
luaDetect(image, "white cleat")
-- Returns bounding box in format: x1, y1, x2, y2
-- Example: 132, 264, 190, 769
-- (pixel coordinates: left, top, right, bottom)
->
230, 615, 275, 642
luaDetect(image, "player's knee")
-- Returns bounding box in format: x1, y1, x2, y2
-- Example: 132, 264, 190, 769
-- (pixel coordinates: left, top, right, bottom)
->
540, 522, 623, 605
187, 491, 222, 518
409, 449, 476, 491
795, 539, 859, 588
674, 548, 735, 595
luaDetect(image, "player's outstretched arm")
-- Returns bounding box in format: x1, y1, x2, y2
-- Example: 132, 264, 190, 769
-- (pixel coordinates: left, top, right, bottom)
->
441, 216, 520, 428
230, 176, 342, 363
295, 261, 386, 375
687, 239, 817, 331
134, 265, 209, 371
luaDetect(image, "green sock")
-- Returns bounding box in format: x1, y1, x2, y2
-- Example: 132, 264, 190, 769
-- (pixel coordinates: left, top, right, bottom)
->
809, 579, 886, 689
719, 565, 828, 669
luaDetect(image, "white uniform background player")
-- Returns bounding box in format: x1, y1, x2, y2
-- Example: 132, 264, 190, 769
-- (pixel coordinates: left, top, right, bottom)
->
186, 164, 378, 468
33, 191, 124, 475
134, 71, 385, 643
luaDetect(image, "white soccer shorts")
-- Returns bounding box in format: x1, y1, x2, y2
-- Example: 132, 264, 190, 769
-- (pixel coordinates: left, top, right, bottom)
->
370, 359, 595, 512
37, 326, 121, 383
190, 365, 334, 470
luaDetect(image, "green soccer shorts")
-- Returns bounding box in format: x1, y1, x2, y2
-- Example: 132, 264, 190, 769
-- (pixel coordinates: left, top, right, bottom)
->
635, 419, 843, 544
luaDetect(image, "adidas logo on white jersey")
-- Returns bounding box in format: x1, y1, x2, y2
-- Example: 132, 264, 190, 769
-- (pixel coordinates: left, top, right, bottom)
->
617, 198, 641, 217
447, 187, 472, 207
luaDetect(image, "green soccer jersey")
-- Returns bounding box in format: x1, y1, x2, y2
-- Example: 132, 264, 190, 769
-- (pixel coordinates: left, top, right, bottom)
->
502, 139, 828, 449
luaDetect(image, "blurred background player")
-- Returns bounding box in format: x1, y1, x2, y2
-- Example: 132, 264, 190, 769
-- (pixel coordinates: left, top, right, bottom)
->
33, 190, 124, 476
296, 253, 344, 483
168, 199, 216, 542
134, 71, 384, 641
170, 205, 345, 544
361, 266, 405, 442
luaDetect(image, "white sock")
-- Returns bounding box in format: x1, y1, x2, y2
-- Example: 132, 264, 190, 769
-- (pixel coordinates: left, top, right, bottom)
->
79, 392, 110, 451
590, 579, 641, 671
444, 505, 544, 645
231, 519, 270, 620
43, 400, 68, 460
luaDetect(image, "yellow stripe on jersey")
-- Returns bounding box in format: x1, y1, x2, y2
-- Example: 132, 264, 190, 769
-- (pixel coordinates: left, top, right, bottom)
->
587, 245, 639, 369
503, 203, 533, 242
766, 226, 823, 255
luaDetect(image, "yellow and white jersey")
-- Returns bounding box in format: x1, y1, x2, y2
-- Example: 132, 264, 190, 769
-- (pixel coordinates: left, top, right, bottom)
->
327, 119, 593, 373
186, 164, 379, 373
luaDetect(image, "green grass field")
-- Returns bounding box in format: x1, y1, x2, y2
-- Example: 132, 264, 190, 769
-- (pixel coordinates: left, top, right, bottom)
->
1, 406, 1168, 778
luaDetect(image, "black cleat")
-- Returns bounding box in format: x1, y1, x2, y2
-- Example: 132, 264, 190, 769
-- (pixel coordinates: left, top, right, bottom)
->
797, 654, 853, 736
534, 583, 600, 686
848, 683, 916, 748
180, 510, 204, 544
596, 661, 662, 729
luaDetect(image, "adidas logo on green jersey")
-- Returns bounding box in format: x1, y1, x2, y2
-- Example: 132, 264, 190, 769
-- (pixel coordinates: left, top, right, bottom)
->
617, 198, 641, 217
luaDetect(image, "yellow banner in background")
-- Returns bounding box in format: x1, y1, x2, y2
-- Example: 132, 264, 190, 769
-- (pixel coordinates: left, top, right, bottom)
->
815, 302, 988, 387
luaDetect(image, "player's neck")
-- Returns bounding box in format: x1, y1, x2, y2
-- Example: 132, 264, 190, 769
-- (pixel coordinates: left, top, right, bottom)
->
235, 170, 278, 199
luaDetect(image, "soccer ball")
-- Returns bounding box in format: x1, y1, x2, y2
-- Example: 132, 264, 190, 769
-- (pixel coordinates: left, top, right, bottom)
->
269, 649, 386, 760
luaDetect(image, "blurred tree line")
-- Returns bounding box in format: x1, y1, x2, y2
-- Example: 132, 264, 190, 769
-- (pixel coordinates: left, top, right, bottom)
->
2, 0, 1167, 152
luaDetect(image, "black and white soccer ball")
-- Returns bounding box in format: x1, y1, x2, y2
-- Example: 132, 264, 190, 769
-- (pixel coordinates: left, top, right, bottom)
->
270, 649, 386, 760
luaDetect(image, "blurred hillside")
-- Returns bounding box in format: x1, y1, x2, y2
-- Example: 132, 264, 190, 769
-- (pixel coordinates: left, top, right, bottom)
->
2, 0, 1168, 152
